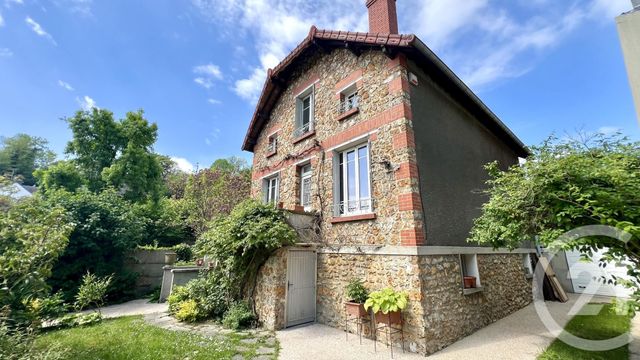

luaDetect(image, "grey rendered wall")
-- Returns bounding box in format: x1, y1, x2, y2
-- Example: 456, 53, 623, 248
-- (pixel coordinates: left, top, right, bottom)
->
408, 60, 519, 247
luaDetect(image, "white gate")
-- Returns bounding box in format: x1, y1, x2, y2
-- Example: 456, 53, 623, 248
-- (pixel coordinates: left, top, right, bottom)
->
285, 249, 317, 327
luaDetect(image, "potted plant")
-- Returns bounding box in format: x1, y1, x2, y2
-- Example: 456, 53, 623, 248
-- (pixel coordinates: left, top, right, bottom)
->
344, 278, 369, 317
463, 276, 476, 288
364, 288, 408, 325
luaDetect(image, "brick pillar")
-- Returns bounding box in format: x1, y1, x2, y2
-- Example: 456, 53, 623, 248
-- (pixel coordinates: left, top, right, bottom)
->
366, 0, 399, 34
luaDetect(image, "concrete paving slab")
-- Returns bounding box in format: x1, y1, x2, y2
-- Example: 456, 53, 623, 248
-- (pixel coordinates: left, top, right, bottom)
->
85, 299, 168, 319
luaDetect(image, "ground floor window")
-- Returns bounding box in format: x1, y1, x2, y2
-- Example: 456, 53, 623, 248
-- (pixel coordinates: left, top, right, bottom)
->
264, 175, 279, 204
299, 164, 312, 211
336, 143, 371, 215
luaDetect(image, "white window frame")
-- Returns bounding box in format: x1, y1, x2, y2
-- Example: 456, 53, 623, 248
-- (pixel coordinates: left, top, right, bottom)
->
294, 86, 315, 137
299, 164, 312, 211
335, 142, 372, 216
267, 133, 278, 154
338, 83, 360, 114
264, 175, 279, 204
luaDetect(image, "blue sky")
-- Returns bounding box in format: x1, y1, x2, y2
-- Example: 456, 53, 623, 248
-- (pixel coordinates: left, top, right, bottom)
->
0, 0, 638, 171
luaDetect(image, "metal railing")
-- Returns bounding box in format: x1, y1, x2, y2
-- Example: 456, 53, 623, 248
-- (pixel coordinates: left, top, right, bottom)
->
338, 94, 360, 114
334, 198, 372, 215
293, 122, 312, 138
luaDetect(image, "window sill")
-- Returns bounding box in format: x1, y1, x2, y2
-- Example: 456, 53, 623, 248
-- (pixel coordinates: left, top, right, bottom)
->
330, 213, 376, 224
266, 150, 277, 158
525, 274, 534, 279
336, 107, 359, 122
462, 286, 484, 296
293, 130, 315, 144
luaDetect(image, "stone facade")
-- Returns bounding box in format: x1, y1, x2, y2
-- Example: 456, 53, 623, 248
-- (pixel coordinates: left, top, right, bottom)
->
246, 46, 533, 355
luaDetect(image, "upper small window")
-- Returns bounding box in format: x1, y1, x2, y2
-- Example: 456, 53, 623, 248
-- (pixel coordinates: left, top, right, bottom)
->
338, 83, 360, 115
294, 87, 314, 138
266, 133, 277, 156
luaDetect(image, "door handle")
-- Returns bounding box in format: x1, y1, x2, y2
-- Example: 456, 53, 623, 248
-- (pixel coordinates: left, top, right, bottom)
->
288, 281, 294, 288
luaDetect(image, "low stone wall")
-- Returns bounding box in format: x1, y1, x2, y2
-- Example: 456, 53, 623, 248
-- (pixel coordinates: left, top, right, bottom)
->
124, 249, 169, 297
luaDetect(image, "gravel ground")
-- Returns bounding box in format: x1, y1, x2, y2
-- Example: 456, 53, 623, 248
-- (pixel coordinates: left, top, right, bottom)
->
278, 294, 618, 360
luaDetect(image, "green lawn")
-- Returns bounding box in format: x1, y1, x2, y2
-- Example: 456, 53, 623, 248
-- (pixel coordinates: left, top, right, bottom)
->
35, 316, 277, 360
538, 303, 632, 360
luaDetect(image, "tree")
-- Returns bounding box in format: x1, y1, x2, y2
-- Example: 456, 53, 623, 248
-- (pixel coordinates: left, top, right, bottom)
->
0, 134, 55, 185
157, 155, 190, 199
34, 160, 85, 193
469, 133, 640, 304
210, 156, 250, 175
101, 110, 163, 203
65, 108, 163, 202
183, 162, 251, 235
65, 109, 124, 191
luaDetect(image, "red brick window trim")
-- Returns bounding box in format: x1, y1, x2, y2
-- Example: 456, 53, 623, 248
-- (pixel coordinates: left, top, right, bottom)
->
292, 130, 316, 144
330, 213, 376, 224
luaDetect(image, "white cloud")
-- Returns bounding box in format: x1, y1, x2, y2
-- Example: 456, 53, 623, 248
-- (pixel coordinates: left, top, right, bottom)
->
76, 95, 97, 110
0, 12, 4, 26
193, 63, 223, 89
204, 128, 221, 146
0, 48, 11, 57
170, 156, 195, 172
207, 98, 222, 105
192, 0, 630, 101
58, 80, 74, 91
4, 0, 23, 8
597, 126, 622, 135
25, 17, 57, 45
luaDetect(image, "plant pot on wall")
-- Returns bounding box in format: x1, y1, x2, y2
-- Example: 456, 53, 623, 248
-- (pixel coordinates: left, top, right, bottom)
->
164, 252, 177, 265
374, 310, 402, 326
345, 301, 368, 318
463, 276, 476, 288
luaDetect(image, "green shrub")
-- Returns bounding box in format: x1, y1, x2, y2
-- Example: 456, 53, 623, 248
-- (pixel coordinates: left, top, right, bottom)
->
175, 300, 200, 323
345, 278, 369, 304
167, 286, 190, 314
173, 243, 193, 262
74, 273, 113, 313
222, 302, 255, 330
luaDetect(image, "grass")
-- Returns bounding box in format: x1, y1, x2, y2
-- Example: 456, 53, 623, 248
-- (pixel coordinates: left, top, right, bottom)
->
34, 316, 277, 360
538, 303, 633, 360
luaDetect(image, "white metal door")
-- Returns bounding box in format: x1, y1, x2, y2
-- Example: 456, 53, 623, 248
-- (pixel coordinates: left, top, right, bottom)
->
565, 249, 632, 297
286, 250, 316, 327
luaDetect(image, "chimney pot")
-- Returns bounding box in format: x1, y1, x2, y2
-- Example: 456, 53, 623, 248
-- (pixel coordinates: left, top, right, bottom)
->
366, 0, 399, 34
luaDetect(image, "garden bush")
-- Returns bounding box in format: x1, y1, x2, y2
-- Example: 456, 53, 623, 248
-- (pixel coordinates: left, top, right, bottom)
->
174, 300, 200, 323
44, 188, 144, 302
173, 243, 193, 262
222, 302, 255, 330
167, 286, 190, 315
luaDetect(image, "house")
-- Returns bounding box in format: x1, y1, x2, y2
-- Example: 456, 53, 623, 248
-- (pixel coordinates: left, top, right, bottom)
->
243, 0, 535, 354
0, 182, 36, 199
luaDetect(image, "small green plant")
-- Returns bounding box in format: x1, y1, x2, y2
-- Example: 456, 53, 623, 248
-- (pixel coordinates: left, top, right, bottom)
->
57, 312, 103, 328
174, 300, 200, 323
147, 287, 161, 303
364, 288, 408, 314
222, 302, 255, 330
345, 278, 369, 304
74, 272, 113, 314
173, 243, 193, 262
167, 286, 190, 314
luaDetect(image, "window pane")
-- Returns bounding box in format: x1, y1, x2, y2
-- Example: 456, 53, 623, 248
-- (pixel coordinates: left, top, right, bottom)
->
302, 108, 310, 126
358, 146, 369, 199
346, 150, 356, 211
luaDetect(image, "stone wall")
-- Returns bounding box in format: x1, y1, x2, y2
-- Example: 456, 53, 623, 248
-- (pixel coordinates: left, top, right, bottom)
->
252, 248, 288, 330
249, 48, 424, 247
419, 253, 532, 354
313, 251, 531, 355
124, 249, 168, 297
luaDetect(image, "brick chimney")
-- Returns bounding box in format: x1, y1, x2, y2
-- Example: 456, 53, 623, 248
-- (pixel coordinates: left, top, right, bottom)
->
366, 0, 399, 34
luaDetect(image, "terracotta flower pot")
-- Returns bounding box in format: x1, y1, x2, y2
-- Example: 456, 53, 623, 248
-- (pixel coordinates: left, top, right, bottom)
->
374, 310, 402, 326
345, 302, 368, 317
195, 258, 204, 267
463, 276, 476, 288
